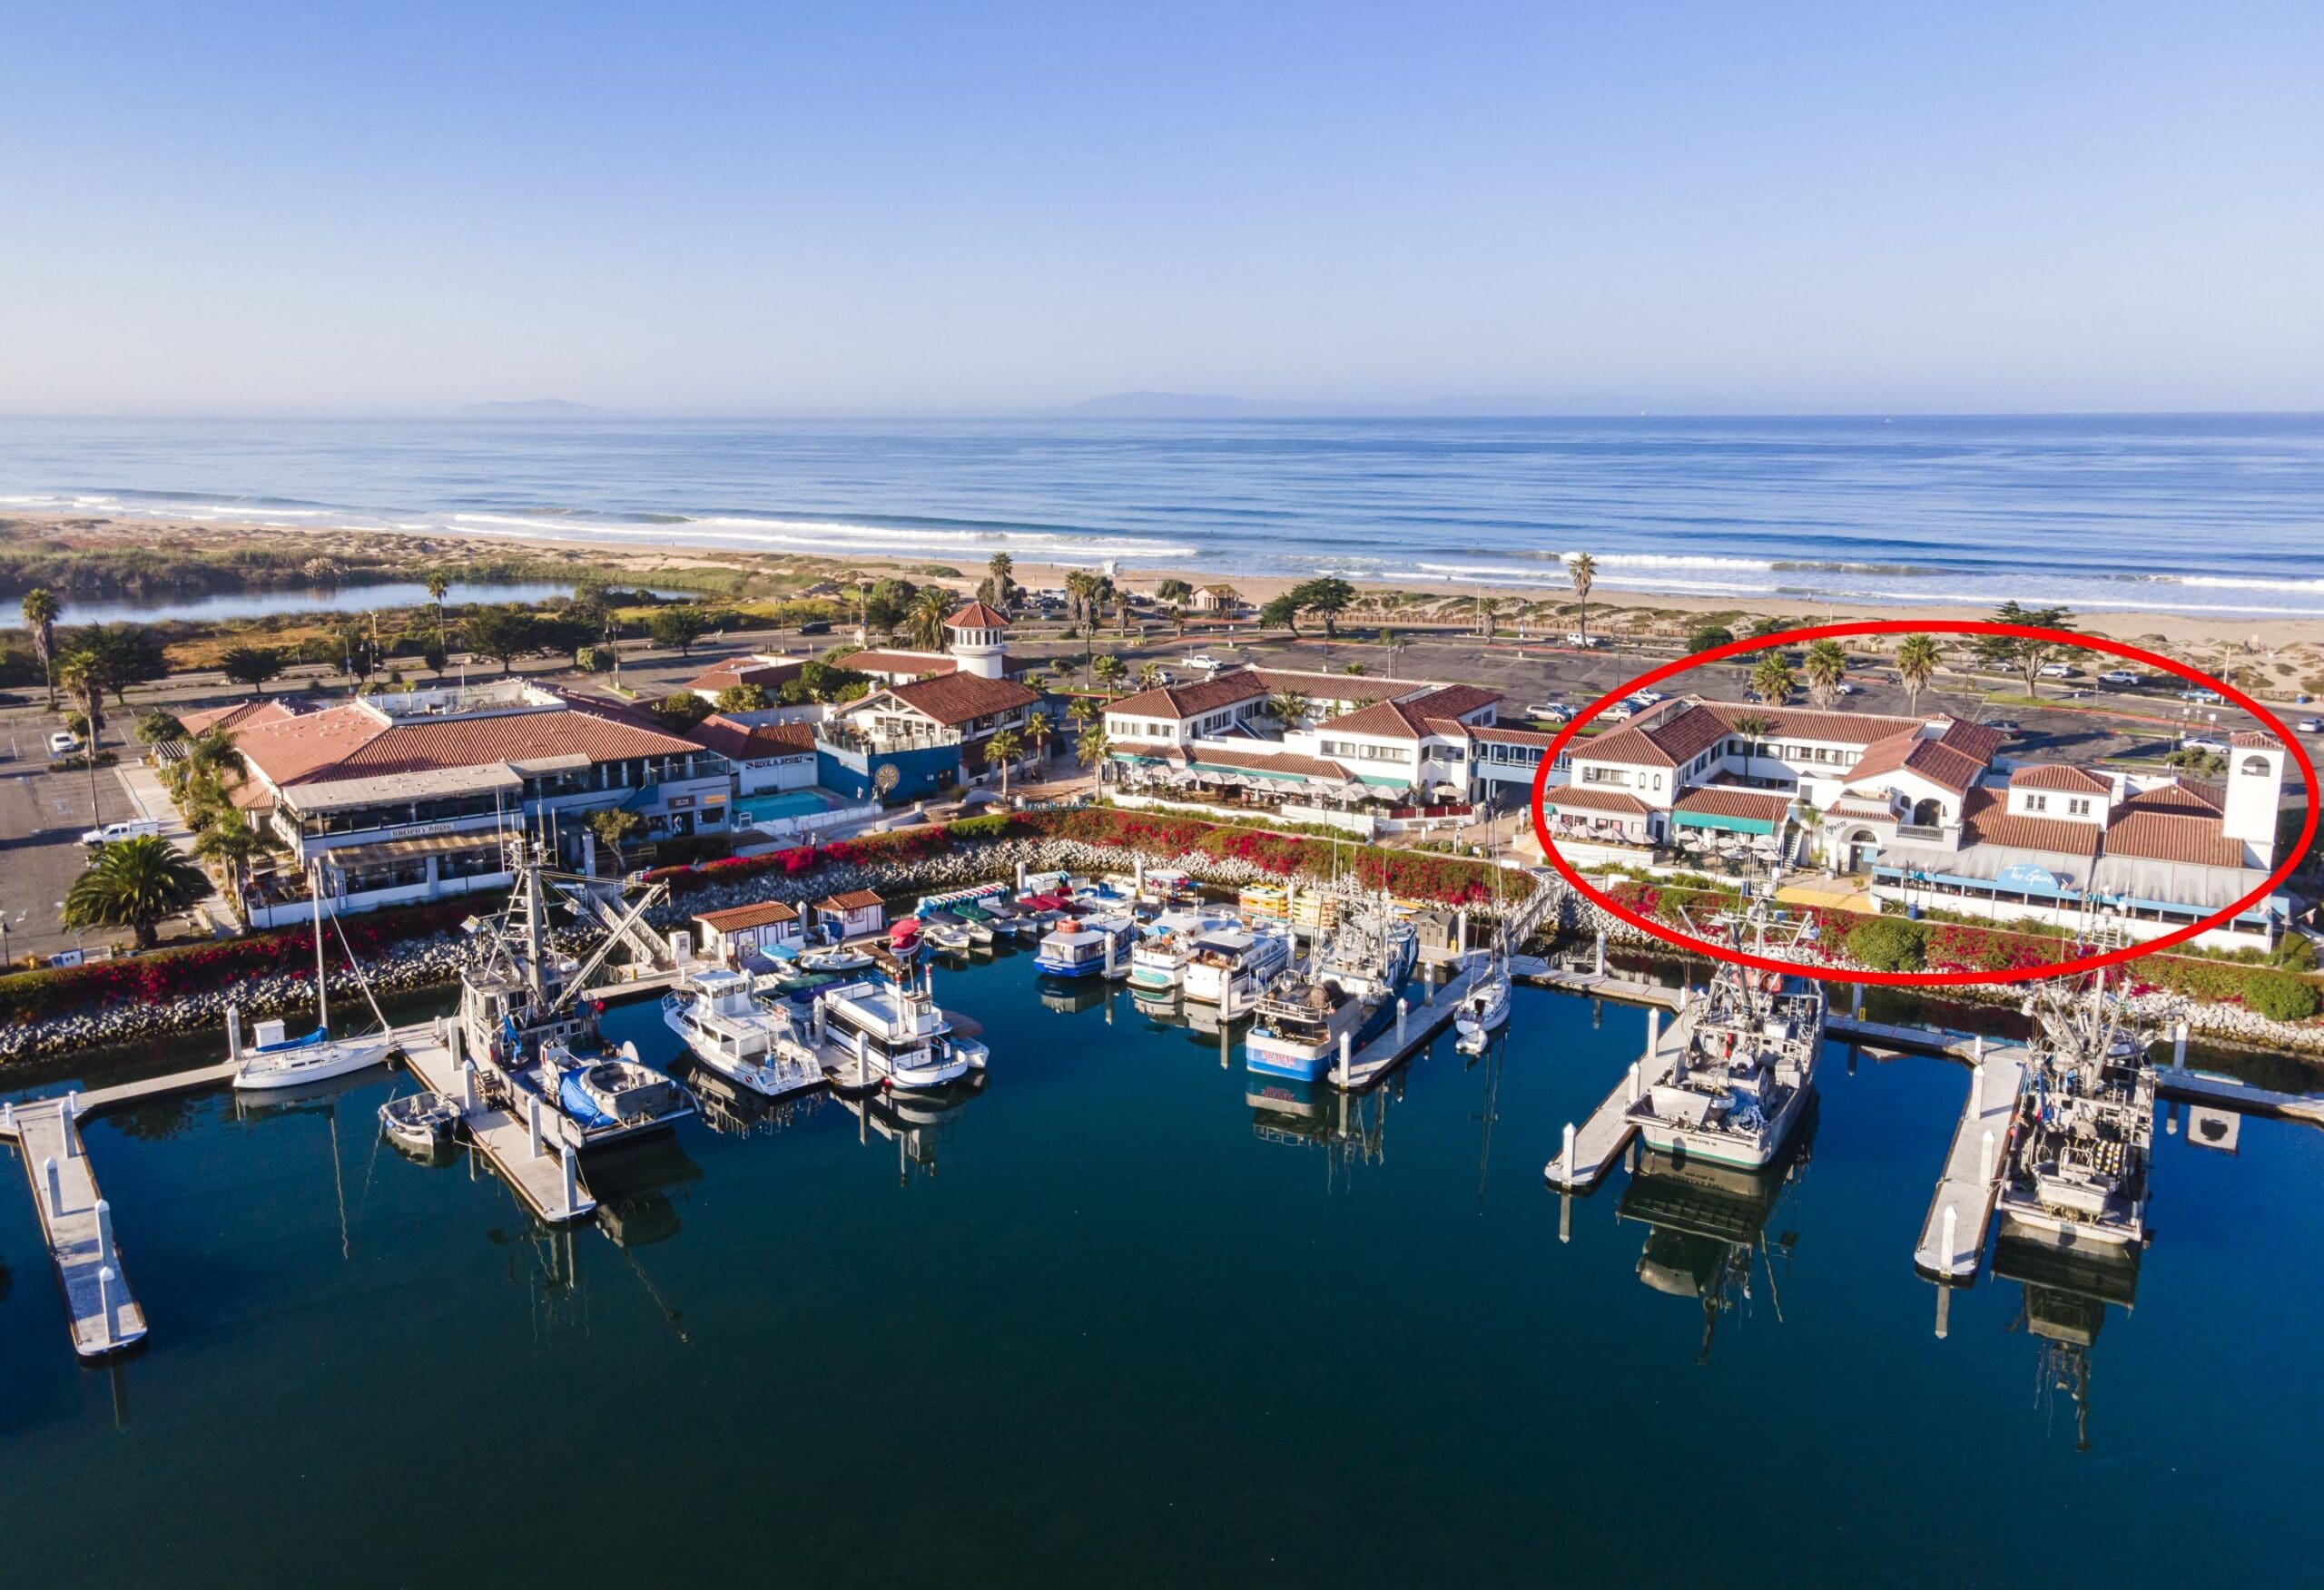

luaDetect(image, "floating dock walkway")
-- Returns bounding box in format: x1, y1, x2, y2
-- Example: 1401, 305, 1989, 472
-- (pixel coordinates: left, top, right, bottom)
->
393, 1019, 596, 1224
1542, 1001, 1689, 1192
0, 1094, 147, 1359
1325, 956, 1489, 1090
1912, 1036, 2029, 1283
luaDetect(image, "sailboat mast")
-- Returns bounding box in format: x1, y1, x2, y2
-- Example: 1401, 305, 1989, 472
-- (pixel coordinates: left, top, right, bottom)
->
311, 860, 329, 1032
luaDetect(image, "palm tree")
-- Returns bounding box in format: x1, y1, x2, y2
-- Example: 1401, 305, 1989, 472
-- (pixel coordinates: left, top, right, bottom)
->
1896, 633, 1940, 716
1137, 662, 1164, 689
54, 650, 109, 826
1476, 595, 1501, 640
1803, 639, 1848, 708
1568, 553, 1597, 644
1730, 713, 1773, 775
1265, 690, 1312, 730
1092, 653, 1127, 692
1065, 695, 1099, 733
982, 727, 1024, 797
1749, 653, 1796, 706
20, 588, 59, 711
1076, 723, 1111, 779
905, 587, 950, 652
192, 818, 271, 917
980, 552, 1017, 611
425, 573, 452, 647
1025, 708, 1055, 768
64, 834, 209, 950
181, 725, 248, 790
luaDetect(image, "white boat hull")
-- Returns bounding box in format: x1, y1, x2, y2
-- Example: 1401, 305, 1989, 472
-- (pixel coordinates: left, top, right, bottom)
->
1635, 1077, 1814, 1172
234, 1035, 393, 1092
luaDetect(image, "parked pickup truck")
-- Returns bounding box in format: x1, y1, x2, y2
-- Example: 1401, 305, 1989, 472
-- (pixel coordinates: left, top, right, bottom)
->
82, 820, 162, 847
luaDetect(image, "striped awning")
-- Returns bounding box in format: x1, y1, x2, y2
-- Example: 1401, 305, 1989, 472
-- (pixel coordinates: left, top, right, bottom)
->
1671, 809, 1778, 836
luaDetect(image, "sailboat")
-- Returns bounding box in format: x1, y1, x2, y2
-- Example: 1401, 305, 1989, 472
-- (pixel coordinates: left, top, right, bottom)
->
233, 862, 394, 1091
1454, 863, 1513, 1054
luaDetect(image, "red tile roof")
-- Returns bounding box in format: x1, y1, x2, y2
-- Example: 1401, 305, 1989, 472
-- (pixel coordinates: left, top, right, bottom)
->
1185, 745, 1353, 780
1324, 684, 1502, 741
694, 900, 799, 931
2122, 779, 2224, 817
1468, 723, 1559, 748
2009, 763, 2115, 794
686, 714, 817, 761
1247, 669, 1414, 704
1546, 785, 1653, 816
1957, 788, 2102, 856
181, 699, 297, 736
1935, 719, 2010, 762
1704, 702, 1925, 745
2102, 810, 2247, 868
232, 693, 707, 788
818, 889, 885, 911
684, 656, 804, 693
841, 649, 959, 679
1672, 788, 1795, 824
1841, 728, 1988, 794
1580, 699, 1920, 769
945, 600, 1011, 630
2230, 731, 2281, 751
876, 672, 1040, 728
1102, 669, 1270, 721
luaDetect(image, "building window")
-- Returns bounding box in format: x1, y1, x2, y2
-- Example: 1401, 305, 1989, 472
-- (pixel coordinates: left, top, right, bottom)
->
2027, 793, 2048, 812
2067, 797, 2090, 816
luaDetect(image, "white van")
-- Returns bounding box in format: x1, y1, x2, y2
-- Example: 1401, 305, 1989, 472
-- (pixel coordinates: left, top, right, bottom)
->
81, 820, 163, 848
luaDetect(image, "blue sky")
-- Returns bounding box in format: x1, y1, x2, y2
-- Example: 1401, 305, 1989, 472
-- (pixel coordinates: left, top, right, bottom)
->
4, 2, 2319, 414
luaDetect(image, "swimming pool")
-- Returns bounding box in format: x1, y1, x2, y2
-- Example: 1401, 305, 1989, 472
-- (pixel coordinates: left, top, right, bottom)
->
735, 789, 842, 825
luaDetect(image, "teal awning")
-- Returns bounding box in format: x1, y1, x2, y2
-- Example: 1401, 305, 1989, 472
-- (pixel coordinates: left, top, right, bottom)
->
1672, 810, 1777, 835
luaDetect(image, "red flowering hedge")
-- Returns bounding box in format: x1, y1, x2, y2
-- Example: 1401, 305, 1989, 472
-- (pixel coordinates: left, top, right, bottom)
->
0, 901, 475, 1028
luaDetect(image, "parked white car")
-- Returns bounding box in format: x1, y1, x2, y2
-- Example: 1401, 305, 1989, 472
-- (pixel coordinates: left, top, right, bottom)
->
47, 731, 80, 757
2099, 670, 2142, 685
2180, 736, 2229, 754
1565, 633, 1607, 648
82, 820, 162, 847
1522, 702, 1570, 721
1631, 690, 1668, 705
1178, 654, 1224, 672
2297, 718, 2323, 734
1601, 702, 1636, 721
2038, 662, 2076, 679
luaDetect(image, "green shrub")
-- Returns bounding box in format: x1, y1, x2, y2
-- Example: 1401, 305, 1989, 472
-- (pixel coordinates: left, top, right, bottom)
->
1846, 918, 1928, 972
2243, 969, 2322, 1023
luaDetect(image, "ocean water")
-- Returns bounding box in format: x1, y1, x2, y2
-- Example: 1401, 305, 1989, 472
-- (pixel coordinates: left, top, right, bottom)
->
3, 414, 2321, 616
3, 958, 2321, 1586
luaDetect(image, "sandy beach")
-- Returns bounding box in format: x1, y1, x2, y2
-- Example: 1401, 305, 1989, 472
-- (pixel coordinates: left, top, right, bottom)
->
7, 506, 2323, 666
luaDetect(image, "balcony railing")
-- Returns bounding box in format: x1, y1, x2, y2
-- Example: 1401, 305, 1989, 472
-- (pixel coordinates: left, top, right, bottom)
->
1896, 822, 1958, 846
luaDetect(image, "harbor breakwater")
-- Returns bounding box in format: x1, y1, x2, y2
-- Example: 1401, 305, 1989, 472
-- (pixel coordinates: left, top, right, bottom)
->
4, 825, 2319, 1065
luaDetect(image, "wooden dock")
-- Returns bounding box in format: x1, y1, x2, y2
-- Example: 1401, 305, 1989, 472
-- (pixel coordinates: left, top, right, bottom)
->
1511, 958, 1687, 1011
0, 1095, 148, 1359
1328, 957, 1487, 1090
1912, 1039, 2029, 1283
1543, 1003, 1689, 1191
2154, 1065, 2324, 1128
393, 1020, 596, 1224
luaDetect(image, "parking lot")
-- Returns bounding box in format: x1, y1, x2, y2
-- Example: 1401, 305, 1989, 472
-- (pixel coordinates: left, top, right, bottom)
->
0, 728, 144, 964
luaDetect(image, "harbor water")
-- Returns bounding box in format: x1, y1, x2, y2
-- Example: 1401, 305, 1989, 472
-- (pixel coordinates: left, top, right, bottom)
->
2, 954, 2319, 1585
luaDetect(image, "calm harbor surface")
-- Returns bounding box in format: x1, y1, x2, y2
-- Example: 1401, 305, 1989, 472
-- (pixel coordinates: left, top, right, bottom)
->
3, 953, 2320, 1586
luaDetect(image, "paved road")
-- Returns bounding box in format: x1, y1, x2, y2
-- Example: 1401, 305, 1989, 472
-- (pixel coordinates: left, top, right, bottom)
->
0, 724, 142, 964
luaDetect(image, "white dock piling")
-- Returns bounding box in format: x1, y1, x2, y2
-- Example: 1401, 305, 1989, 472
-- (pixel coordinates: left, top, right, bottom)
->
2172, 1020, 2188, 1071
94, 1198, 113, 1268
1337, 1031, 1352, 1087
1593, 931, 1606, 977
1646, 1006, 1659, 1055
3, 1098, 13, 1133
97, 1264, 117, 1343
1396, 998, 1408, 1044
1627, 1061, 1641, 1104
44, 1155, 61, 1212
227, 1004, 242, 1062
1941, 1202, 1958, 1267
527, 1094, 545, 1158
1456, 908, 1469, 955
1561, 1121, 1576, 1176
562, 1144, 579, 1213
461, 1060, 478, 1111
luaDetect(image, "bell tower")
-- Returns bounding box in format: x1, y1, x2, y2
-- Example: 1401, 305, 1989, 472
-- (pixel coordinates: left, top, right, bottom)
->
943, 600, 1010, 681
2222, 733, 2286, 867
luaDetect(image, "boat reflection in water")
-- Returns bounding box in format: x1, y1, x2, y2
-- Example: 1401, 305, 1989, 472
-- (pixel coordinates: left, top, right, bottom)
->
586, 1134, 705, 1251
1246, 1074, 1397, 1188
1039, 976, 1117, 1017
671, 1049, 832, 1139
1614, 1096, 1817, 1364
839, 1070, 989, 1185
1994, 1232, 2142, 1453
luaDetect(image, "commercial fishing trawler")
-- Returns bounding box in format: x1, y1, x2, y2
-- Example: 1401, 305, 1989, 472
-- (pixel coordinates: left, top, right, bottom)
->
458, 841, 695, 1150
1995, 979, 2161, 1250
1626, 900, 1823, 1172
1243, 900, 1413, 1082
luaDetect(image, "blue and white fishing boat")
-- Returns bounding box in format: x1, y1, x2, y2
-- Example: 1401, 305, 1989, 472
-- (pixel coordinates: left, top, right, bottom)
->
1127, 909, 1236, 993
1035, 914, 1135, 977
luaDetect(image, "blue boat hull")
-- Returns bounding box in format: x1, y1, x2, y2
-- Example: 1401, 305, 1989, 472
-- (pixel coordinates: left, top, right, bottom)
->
1036, 957, 1106, 977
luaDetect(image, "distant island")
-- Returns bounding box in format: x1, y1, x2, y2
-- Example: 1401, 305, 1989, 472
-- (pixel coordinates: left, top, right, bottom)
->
1060, 390, 1662, 419
462, 398, 603, 417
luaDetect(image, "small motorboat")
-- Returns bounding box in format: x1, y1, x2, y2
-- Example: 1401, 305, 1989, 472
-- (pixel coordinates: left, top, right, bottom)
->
379, 1090, 460, 1154
802, 944, 876, 974
556, 1052, 693, 1135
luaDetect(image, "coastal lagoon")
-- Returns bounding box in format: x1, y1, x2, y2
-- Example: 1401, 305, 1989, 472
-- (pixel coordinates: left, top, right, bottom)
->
5, 414, 2324, 616
3, 956, 2320, 1586
0, 581, 612, 631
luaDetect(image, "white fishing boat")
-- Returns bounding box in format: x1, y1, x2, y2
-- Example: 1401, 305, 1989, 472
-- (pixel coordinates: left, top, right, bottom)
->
1182, 925, 1292, 1006
1996, 979, 2159, 1250
233, 864, 394, 1092
1626, 900, 1823, 1172
1311, 907, 1416, 1004
1127, 909, 1235, 993
811, 967, 987, 1090
660, 967, 825, 1100
801, 943, 877, 974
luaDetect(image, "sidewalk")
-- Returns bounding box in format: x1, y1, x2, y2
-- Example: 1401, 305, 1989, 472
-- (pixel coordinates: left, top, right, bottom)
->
114, 761, 232, 936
